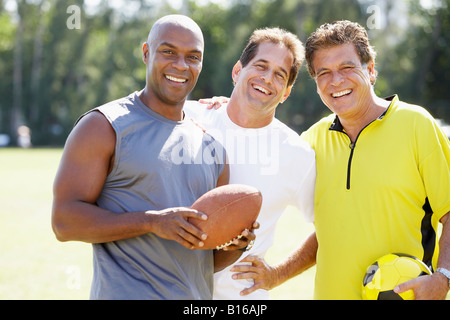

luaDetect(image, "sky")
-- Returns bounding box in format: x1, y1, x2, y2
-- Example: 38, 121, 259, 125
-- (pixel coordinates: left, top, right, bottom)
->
3, 0, 439, 14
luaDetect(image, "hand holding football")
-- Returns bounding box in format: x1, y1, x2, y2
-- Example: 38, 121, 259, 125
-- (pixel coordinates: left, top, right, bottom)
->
190, 184, 262, 250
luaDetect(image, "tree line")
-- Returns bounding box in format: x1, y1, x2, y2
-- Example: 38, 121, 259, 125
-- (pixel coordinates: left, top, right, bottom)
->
0, 0, 448, 146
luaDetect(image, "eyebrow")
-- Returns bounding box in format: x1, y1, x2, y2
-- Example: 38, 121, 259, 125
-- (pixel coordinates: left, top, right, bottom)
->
158, 42, 203, 55
341, 60, 358, 67
316, 60, 358, 75
254, 59, 289, 77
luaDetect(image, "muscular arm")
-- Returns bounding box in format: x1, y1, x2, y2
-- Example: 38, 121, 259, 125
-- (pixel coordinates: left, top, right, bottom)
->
51, 111, 208, 247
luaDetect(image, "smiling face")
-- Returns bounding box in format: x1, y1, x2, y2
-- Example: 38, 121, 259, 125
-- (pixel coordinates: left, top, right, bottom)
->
231, 41, 293, 116
312, 43, 377, 120
142, 18, 204, 116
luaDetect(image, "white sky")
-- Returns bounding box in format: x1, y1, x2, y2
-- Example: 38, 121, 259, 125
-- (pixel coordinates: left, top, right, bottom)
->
3, 0, 440, 13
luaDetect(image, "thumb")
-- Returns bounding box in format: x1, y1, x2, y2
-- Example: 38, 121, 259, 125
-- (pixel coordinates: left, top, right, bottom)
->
394, 278, 418, 294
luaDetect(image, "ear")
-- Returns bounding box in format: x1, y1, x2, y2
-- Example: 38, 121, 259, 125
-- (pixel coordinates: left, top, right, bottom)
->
142, 42, 149, 64
231, 61, 242, 85
280, 85, 292, 104
367, 60, 376, 84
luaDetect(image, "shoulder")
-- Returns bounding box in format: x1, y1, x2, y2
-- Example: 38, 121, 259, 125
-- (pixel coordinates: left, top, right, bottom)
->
184, 100, 208, 119
389, 99, 444, 136
95, 93, 138, 122
70, 96, 133, 156
76, 93, 137, 127
304, 113, 335, 134
271, 118, 315, 159
392, 99, 434, 120
71, 110, 116, 152
397, 104, 445, 138
300, 113, 335, 146
183, 100, 227, 125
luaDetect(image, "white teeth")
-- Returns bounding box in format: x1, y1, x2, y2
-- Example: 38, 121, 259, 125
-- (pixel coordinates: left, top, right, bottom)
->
166, 75, 187, 83
332, 89, 352, 98
253, 85, 270, 95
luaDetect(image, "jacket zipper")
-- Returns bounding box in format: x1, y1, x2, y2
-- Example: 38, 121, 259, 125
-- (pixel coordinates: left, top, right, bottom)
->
347, 140, 355, 190
335, 105, 390, 190
343, 124, 370, 190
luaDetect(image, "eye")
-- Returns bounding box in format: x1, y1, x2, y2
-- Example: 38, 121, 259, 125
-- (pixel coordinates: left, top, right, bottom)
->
161, 49, 174, 55
276, 72, 285, 79
317, 71, 329, 78
189, 54, 201, 61
342, 65, 354, 71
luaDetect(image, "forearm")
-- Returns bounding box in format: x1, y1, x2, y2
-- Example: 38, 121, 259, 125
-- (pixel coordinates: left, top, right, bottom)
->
394, 212, 450, 299
52, 199, 150, 243
272, 231, 317, 287
214, 250, 243, 272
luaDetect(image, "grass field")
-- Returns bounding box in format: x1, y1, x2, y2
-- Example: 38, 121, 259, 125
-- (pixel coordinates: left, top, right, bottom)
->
0, 148, 315, 300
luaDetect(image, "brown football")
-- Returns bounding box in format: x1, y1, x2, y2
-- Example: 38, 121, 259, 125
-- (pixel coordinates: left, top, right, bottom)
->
190, 184, 262, 250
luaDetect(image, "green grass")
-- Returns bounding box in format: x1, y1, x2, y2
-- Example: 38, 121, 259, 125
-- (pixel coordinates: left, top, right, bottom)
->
0, 148, 93, 299
6, 148, 445, 300
0, 148, 314, 300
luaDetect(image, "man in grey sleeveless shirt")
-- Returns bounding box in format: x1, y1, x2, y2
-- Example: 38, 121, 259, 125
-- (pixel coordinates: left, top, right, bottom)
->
52, 15, 255, 299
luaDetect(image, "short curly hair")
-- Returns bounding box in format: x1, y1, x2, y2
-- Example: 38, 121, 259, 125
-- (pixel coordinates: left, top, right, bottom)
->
305, 20, 378, 84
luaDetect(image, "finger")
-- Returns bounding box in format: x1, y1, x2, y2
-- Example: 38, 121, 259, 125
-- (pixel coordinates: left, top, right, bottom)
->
394, 278, 418, 294
174, 233, 203, 250
223, 237, 248, 251
240, 284, 261, 296
222, 242, 245, 251
239, 255, 260, 264
182, 222, 208, 244
198, 98, 212, 104
242, 228, 256, 241
198, 99, 216, 110
177, 227, 206, 249
180, 209, 208, 243
213, 102, 222, 110
231, 263, 254, 273
182, 209, 208, 221
232, 271, 258, 281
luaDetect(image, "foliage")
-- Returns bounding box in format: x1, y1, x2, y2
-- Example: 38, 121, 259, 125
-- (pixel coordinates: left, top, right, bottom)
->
0, 0, 448, 146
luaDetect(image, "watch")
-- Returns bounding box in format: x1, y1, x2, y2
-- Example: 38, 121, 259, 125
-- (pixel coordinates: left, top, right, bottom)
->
436, 267, 450, 288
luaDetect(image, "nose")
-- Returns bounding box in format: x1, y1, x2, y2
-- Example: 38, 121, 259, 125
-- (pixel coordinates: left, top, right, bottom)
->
260, 70, 273, 84
173, 56, 188, 71
330, 71, 344, 86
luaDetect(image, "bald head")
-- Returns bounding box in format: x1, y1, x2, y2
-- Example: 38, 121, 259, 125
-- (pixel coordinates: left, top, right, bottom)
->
148, 15, 204, 47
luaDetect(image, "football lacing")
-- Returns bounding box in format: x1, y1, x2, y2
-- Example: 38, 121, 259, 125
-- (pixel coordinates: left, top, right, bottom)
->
215, 231, 247, 250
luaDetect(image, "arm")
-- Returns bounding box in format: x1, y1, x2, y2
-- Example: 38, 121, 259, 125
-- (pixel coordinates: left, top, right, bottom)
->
52, 111, 209, 248
395, 212, 450, 299
230, 231, 318, 296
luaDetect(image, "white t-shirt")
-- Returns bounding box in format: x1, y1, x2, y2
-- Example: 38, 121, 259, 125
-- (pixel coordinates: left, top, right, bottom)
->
184, 101, 316, 299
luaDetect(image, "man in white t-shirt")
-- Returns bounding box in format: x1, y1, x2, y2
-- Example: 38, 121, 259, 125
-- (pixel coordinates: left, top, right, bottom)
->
184, 27, 318, 299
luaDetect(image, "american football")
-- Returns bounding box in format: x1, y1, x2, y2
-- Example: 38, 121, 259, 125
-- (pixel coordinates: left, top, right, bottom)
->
190, 184, 262, 250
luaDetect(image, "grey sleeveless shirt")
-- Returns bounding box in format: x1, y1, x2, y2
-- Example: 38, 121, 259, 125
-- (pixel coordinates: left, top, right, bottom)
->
81, 92, 225, 299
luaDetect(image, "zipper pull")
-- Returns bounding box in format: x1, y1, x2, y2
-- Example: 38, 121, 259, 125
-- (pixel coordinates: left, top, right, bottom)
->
349, 142, 355, 150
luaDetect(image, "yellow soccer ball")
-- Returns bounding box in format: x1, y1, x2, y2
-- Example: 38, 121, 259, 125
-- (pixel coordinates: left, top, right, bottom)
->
362, 253, 431, 300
